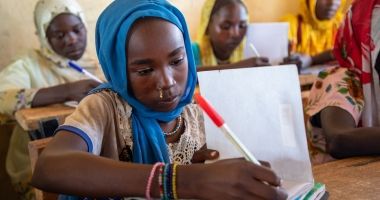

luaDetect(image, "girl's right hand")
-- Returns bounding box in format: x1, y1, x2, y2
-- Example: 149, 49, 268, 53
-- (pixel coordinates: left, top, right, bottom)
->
179, 158, 288, 200
65, 79, 101, 102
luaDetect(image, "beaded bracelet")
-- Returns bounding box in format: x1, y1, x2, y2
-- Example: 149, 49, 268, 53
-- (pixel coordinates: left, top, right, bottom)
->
145, 162, 165, 200
158, 164, 164, 199
166, 164, 174, 199
162, 164, 170, 200
172, 163, 179, 199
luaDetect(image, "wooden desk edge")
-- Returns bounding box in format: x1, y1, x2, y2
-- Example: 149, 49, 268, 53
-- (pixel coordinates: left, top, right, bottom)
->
15, 105, 75, 131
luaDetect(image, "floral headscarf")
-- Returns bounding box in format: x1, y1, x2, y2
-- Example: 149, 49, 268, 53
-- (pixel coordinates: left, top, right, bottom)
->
333, 0, 380, 126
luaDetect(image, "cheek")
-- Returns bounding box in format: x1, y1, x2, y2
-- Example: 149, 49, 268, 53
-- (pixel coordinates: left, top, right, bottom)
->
129, 75, 154, 99
176, 65, 188, 90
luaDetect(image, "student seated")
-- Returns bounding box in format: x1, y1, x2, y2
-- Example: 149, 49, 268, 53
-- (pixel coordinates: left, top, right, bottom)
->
31, 0, 288, 199
282, 0, 348, 69
306, 0, 380, 164
193, 0, 269, 68
0, 0, 100, 199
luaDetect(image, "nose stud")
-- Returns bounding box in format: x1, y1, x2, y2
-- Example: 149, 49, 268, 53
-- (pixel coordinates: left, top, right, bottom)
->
158, 87, 163, 99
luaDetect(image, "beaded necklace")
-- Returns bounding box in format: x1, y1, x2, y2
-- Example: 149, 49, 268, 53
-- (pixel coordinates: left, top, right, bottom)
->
163, 115, 183, 136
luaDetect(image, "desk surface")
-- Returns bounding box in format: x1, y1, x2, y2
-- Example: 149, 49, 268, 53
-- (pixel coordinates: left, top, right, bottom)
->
15, 104, 75, 131
313, 156, 380, 200
299, 74, 317, 87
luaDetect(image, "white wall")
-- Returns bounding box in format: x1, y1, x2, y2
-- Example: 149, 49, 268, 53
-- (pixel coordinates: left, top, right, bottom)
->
0, 0, 299, 69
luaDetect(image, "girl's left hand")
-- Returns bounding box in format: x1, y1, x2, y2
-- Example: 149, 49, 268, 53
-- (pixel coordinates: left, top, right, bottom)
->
191, 144, 219, 163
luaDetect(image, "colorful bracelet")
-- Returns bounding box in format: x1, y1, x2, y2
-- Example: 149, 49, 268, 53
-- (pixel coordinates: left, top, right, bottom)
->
145, 162, 165, 200
162, 164, 170, 200
172, 163, 179, 199
158, 164, 164, 199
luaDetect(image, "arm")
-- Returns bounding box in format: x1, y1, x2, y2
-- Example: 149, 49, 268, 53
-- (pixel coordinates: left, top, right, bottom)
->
311, 49, 334, 65
320, 106, 380, 158
31, 79, 100, 107
197, 57, 269, 72
32, 131, 287, 199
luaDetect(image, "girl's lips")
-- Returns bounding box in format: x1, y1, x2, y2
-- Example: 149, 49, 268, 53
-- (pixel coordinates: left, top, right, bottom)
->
158, 95, 179, 110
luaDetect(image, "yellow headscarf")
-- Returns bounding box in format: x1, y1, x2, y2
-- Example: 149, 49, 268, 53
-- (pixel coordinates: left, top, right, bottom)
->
196, 0, 247, 66
283, 0, 349, 56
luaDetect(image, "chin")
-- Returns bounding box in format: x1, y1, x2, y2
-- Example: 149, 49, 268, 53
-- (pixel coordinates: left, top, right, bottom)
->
67, 52, 85, 61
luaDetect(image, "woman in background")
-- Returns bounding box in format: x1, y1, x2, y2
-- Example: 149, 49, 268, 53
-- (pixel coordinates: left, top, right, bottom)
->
0, 0, 100, 199
31, 0, 287, 199
282, 0, 349, 69
306, 0, 380, 164
193, 0, 269, 68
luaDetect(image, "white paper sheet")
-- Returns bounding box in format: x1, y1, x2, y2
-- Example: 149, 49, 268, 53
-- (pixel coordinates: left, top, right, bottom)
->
243, 23, 289, 65
198, 65, 313, 200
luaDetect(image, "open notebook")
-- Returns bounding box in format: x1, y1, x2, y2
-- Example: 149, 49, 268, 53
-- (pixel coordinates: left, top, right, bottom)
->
198, 65, 316, 200
243, 22, 289, 65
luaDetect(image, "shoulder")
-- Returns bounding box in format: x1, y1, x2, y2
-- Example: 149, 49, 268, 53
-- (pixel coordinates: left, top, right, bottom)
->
281, 14, 298, 23
82, 89, 132, 117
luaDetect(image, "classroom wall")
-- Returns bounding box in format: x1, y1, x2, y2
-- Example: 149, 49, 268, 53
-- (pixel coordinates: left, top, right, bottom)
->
0, 0, 299, 70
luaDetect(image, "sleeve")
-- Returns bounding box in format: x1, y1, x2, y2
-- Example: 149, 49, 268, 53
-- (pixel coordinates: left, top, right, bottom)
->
281, 14, 298, 52
55, 93, 113, 155
306, 67, 364, 126
0, 58, 39, 116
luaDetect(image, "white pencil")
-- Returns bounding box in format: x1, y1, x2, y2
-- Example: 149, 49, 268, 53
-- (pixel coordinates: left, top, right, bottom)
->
249, 43, 261, 57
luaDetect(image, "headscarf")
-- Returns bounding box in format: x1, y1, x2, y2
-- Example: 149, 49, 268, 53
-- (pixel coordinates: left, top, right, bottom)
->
95, 0, 197, 164
196, 0, 247, 66
34, 0, 87, 67
333, 0, 380, 126
284, 0, 348, 56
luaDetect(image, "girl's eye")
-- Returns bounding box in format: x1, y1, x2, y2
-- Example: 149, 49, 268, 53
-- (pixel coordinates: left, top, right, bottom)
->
73, 25, 85, 34
239, 22, 247, 29
171, 57, 184, 66
54, 32, 65, 40
137, 68, 153, 76
220, 23, 231, 30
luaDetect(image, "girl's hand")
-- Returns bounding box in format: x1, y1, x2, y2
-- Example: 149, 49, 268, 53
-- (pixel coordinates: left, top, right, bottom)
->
181, 158, 288, 200
191, 144, 219, 163
65, 79, 100, 102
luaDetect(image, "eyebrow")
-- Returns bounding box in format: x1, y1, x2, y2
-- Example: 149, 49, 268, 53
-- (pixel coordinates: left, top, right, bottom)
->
50, 23, 84, 33
129, 46, 185, 66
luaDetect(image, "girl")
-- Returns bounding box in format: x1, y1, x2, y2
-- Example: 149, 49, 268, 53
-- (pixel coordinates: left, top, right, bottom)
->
32, 0, 287, 199
193, 0, 269, 68
306, 0, 380, 164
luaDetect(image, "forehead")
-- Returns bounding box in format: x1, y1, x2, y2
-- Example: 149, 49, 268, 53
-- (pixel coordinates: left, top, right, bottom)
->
48, 13, 83, 31
212, 3, 247, 21
126, 18, 184, 54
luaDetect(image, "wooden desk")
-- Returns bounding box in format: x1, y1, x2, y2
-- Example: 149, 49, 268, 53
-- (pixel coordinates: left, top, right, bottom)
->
313, 156, 380, 200
299, 74, 317, 90
15, 104, 75, 131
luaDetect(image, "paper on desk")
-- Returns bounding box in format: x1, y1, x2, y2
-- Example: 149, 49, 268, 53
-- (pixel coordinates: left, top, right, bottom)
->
243, 23, 289, 65
198, 65, 313, 200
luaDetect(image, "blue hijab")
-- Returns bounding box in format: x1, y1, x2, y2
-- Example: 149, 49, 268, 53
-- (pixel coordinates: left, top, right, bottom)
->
94, 0, 197, 164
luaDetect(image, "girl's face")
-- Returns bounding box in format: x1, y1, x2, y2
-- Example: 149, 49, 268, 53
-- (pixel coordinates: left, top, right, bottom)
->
127, 19, 188, 112
315, 0, 341, 20
46, 13, 87, 60
207, 2, 248, 61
